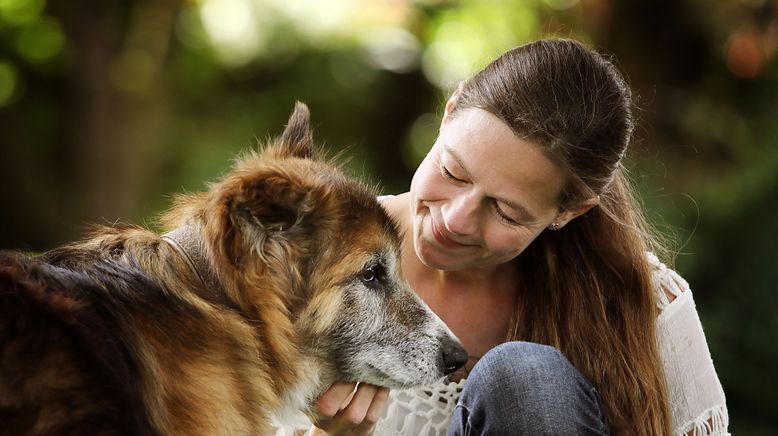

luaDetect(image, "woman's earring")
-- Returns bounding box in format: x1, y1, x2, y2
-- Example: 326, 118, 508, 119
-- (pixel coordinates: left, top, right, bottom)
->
548, 222, 560, 231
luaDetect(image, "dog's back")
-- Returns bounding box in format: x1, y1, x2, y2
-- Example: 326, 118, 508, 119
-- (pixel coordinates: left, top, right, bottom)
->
1, 239, 277, 435
0, 250, 159, 435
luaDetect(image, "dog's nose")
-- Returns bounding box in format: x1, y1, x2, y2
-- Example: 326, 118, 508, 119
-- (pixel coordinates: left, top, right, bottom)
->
438, 335, 468, 375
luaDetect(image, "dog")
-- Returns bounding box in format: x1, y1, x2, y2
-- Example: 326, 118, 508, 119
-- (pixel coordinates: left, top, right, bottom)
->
0, 103, 467, 435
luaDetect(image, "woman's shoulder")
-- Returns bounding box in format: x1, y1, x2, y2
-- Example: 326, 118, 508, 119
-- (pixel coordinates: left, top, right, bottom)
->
645, 252, 691, 312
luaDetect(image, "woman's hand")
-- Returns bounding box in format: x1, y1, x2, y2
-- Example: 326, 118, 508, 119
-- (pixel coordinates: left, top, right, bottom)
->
308, 382, 390, 436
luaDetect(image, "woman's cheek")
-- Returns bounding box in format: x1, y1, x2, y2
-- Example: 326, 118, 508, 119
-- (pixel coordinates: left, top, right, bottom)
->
486, 228, 534, 256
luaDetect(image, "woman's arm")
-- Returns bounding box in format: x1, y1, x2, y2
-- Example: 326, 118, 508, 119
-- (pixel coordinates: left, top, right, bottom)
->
650, 254, 730, 435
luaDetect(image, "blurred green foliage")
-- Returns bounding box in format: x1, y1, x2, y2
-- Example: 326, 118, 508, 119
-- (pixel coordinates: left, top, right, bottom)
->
1, 0, 776, 433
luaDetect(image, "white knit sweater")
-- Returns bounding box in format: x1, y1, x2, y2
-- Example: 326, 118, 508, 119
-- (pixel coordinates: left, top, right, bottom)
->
275, 253, 729, 435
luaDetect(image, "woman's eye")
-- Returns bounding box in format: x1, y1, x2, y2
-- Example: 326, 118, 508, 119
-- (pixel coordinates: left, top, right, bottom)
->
441, 165, 464, 182
494, 203, 520, 225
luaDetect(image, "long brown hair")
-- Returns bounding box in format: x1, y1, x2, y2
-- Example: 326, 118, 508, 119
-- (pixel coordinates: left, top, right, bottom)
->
453, 39, 672, 434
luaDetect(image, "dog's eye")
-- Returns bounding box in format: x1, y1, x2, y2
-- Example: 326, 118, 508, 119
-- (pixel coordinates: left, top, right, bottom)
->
360, 264, 384, 285
361, 266, 376, 282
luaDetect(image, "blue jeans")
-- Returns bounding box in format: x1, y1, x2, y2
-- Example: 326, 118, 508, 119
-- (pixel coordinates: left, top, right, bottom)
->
448, 342, 610, 435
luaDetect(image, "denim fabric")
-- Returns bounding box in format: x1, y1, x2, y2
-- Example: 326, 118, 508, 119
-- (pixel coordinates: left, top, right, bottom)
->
448, 341, 610, 436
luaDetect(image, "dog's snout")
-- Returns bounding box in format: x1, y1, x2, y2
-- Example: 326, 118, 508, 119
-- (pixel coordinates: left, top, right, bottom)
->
438, 335, 468, 376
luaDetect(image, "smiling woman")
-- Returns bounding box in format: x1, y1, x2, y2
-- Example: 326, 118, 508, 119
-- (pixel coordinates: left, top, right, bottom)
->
281, 38, 729, 436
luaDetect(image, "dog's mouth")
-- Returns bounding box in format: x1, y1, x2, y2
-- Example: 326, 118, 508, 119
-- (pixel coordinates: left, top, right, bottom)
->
365, 363, 397, 385
364, 362, 436, 389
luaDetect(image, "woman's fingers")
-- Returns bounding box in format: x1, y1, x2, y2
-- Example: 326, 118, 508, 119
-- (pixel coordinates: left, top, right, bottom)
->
339, 384, 378, 427
310, 383, 390, 435
356, 387, 390, 431
315, 382, 358, 418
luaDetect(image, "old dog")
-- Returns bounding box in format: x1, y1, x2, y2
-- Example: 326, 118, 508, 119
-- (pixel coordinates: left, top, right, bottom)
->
0, 103, 467, 435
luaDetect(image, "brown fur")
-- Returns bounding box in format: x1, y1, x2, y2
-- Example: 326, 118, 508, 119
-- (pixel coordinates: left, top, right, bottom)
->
0, 103, 465, 435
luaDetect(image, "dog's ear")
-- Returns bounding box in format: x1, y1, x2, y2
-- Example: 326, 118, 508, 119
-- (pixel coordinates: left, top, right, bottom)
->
217, 170, 324, 267
277, 101, 314, 159
234, 172, 318, 233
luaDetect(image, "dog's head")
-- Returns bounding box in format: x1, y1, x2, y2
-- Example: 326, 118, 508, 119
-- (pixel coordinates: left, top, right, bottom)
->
199, 103, 466, 391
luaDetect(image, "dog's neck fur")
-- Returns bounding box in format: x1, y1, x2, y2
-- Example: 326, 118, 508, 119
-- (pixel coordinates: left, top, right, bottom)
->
162, 224, 232, 307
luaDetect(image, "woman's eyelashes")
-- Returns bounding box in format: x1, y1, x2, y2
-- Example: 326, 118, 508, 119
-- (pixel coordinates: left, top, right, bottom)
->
493, 201, 521, 226
441, 164, 465, 183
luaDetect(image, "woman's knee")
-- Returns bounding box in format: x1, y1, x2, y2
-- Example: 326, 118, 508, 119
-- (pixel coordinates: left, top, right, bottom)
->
467, 341, 577, 397
452, 342, 609, 435
461, 342, 597, 414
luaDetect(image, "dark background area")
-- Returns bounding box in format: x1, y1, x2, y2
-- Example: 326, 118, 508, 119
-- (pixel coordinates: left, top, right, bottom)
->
1, 0, 776, 433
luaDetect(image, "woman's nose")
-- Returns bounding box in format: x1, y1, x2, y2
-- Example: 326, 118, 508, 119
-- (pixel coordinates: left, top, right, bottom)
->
442, 194, 479, 236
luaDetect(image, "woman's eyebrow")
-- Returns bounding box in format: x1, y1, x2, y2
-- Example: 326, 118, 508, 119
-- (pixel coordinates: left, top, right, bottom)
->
444, 144, 538, 222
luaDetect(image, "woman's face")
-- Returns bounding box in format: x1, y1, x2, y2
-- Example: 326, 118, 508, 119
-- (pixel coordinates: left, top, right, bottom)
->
409, 108, 566, 271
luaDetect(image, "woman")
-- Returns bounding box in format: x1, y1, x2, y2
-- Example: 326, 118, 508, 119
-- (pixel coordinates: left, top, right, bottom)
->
300, 39, 728, 435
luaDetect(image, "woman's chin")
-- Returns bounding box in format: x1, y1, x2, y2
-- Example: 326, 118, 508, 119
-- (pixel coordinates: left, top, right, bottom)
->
415, 240, 469, 271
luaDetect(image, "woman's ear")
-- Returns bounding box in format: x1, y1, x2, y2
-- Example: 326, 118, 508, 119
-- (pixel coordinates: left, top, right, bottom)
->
550, 196, 600, 230
441, 81, 465, 126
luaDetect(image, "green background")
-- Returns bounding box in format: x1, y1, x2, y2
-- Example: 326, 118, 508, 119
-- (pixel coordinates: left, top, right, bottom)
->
1, 0, 776, 433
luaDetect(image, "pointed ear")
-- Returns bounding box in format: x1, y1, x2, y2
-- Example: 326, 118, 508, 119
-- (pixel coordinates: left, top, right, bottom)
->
277, 101, 315, 159
552, 196, 600, 230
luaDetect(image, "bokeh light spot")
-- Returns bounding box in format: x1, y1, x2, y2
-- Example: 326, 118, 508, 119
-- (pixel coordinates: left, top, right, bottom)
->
423, 20, 486, 88
0, 61, 18, 107
362, 27, 421, 73
421, 2, 537, 89
200, 0, 265, 66
726, 31, 764, 79
0, 0, 45, 26
14, 16, 65, 63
